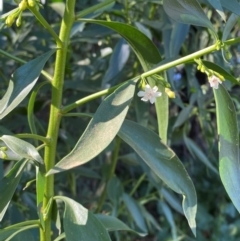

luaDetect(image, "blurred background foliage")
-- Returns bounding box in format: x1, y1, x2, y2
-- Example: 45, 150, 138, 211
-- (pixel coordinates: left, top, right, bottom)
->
1, 0, 240, 240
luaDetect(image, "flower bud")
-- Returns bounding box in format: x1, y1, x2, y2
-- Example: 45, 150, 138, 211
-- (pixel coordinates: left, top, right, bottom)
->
200, 65, 206, 73
1, 151, 8, 160
19, 0, 28, 11
16, 14, 22, 27
28, 0, 36, 7
5, 15, 15, 27
225, 50, 232, 60
165, 88, 175, 98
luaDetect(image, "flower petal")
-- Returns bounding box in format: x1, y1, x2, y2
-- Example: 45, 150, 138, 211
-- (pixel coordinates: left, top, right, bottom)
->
137, 91, 145, 97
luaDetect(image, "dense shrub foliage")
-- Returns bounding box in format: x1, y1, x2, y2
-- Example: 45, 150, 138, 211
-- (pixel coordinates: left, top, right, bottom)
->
1, 0, 240, 240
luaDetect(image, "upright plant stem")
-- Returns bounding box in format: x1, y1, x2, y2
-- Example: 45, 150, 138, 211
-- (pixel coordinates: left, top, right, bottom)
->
40, 1, 76, 241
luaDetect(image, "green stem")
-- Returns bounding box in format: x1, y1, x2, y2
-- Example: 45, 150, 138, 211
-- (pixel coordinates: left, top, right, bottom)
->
62, 82, 124, 114
141, 44, 218, 79
40, 1, 76, 240
96, 137, 121, 213
129, 173, 146, 197
28, 6, 63, 47
2, 220, 40, 230
14, 133, 50, 144
0, 49, 53, 81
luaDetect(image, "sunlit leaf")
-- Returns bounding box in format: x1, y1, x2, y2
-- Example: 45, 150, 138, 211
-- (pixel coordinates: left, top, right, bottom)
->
78, 19, 168, 143
213, 85, 240, 213
55, 196, 111, 241
163, 0, 216, 34
48, 79, 137, 175
0, 50, 55, 120
0, 135, 43, 164
118, 120, 197, 236
0, 159, 28, 221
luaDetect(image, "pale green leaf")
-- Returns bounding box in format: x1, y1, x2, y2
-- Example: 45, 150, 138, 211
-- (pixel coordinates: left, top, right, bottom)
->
0, 135, 43, 164
0, 159, 28, 221
118, 120, 197, 236
163, 0, 216, 34
48, 79, 137, 175
213, 85, 240, 212
0, 50, 55, 120
78, 19, 168, 143
55, 196, 111, 241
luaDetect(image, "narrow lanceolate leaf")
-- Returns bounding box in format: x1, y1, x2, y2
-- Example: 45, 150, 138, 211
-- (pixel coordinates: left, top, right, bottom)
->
213, 85, 240, 213
0, 50, 55, 120
79, 18, 168, 143
56, 196, 111, 241
102, 39, 130, 88
95, 214, 146, 237
163, 0, 216, 34
0, 159, 28, 221
122, 193, 148, 233
48, 79, 137, 175
220, 0, 240, 16
222, 13, 239, 41
206, 0, 226, 21
0, 135, 43, 164
118, 120, 197, 236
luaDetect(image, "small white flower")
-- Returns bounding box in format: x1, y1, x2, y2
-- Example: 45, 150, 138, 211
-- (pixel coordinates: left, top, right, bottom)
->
137, 84, 162, 104
209, 75, 222, 89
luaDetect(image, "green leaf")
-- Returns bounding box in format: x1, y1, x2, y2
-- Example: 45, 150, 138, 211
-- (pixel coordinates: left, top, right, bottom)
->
0, 50, 55, 120
0, 223, 38, 241
159, 201, 177, 241
220, 0, 240, 16
202, 60, 240, 85
222, 13, 239, 41
0, 159, 28, 221
48, 79, 137, 175
107, 176, 123, 206
184, 136, 218, 174
102, 39, 130, 88
122, 193, 148, 233
55, 196, 111, 241
206, 0, 226, 21
173, 105, 194, 129
0, 135, 43, 164
118, 120, 197, 236
213, 85, 240, 213
95, 214, 147, 237
163, 0, 216, 34
78, 19, 168, 142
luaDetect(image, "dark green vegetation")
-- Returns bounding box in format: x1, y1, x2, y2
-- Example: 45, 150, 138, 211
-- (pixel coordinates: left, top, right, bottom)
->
1, 0, 240, 240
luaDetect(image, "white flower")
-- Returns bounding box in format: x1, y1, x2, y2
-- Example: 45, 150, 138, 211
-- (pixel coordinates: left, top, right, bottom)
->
137, 84, 162, 104
209, 75, 222, 89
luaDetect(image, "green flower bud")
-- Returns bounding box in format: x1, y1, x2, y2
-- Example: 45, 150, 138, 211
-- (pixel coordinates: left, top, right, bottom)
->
200, 65, 206, 73
165, 88, 175, 99
5, 15, 15, 27
19, 0, 28, 11
28, 0, 36, 7
16, 14, 22, 27
225, 50, 232, 60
